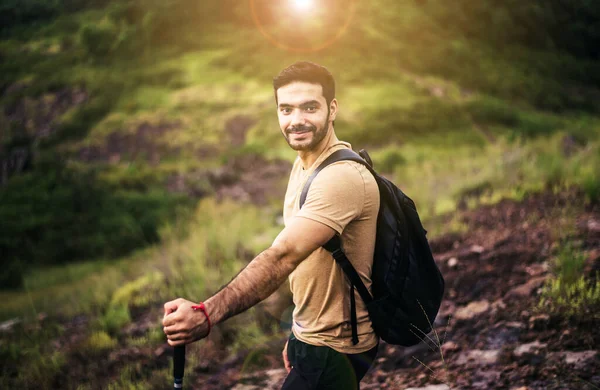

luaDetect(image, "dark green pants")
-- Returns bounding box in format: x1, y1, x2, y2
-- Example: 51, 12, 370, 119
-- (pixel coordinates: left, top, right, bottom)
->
281, 334, 379, 390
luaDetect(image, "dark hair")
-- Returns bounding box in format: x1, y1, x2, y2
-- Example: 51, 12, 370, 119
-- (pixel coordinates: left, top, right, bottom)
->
273, 61, 336, 107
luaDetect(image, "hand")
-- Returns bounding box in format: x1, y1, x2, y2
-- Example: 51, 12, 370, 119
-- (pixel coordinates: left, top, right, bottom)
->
282, 340, 292, 373
162, 298, 210, 347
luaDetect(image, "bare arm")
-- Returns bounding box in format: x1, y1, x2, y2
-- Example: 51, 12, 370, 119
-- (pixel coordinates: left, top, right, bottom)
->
207, 216, 336, 324
162, 216, 336, 346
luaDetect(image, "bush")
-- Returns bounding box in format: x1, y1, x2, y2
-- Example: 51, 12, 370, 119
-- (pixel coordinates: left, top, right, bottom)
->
79, 21, 120, 58
0, 162, 192, 290
0, 258, 25, 289
0, 0, 112, 34
466, 97, 520, 128
375, 149, 406, 173
466, 97, 563, 137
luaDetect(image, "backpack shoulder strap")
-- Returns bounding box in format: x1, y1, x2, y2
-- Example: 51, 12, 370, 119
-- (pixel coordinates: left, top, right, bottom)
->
299, 149, 370, 209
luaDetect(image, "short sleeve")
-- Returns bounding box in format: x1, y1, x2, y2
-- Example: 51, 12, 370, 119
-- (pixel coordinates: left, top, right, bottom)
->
296, 162, 366, 234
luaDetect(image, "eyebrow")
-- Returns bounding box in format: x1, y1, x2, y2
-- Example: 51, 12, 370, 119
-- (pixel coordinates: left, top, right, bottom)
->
278, 100, 322, 108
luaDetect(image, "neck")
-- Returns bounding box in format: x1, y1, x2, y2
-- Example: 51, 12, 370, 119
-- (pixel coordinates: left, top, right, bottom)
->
298, 125, 338, 170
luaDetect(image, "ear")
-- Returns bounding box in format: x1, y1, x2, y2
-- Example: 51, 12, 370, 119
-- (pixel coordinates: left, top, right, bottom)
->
329, 98, 338, 122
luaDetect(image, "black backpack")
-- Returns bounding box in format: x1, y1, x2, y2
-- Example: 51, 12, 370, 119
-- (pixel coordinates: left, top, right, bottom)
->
300, 148, 445, 347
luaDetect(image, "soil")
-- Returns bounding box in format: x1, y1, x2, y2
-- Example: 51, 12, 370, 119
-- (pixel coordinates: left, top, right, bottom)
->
1, 86, 88, 185
78, 121, 182, 166
210, 153, 292, 205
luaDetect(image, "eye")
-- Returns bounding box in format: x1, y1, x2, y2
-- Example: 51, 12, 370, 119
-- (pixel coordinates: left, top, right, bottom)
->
281, 107, 292, 114
305, 106, 317, 112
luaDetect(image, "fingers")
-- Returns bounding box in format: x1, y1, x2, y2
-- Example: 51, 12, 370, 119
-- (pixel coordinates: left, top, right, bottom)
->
282, 341, 291, 373
163, 298, 184, 317
164, 325, 190, 347
163, 324, 179, 336
162, 298, 209, 346
162, 312, 178, 327
167, 336, 191, 347
284, 356, 291, 373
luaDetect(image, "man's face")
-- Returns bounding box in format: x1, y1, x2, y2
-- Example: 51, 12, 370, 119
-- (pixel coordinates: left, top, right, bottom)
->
276, 82, 334, 151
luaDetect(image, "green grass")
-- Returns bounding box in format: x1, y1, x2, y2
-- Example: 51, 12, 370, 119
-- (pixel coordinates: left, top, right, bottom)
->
538, 241, 600, 318
0, 197, 278, 321
373, 132, 600, 221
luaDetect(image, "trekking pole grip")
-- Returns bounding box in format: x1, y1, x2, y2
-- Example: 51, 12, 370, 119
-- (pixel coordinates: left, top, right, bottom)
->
173, 345, 185, 389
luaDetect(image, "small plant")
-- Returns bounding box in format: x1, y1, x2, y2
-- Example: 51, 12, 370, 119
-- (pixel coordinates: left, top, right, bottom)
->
86, 331, 117, 351
538, 274, 600, 317
553, 243, 587, 285
99, 303, 131, 336
538, 242, 600, 317
581, 170, 600, 204
408, 301, 455, 387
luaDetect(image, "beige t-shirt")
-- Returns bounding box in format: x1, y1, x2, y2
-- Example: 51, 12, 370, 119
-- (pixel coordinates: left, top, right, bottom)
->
283, 140, 380, 354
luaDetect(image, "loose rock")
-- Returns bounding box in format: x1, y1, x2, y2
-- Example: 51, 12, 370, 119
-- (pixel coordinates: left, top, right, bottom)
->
405, 384, 450, 390
448, 257, 459, 268
455, 300, 490, 320
504, 276, 548, 299
548, 350, 598, 370
455, 349, 500, 365
513, 341, 547, 357
528, 314, 550, 329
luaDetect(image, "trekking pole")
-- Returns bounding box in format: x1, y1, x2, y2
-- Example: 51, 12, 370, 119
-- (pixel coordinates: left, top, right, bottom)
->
173, 345, 185, 389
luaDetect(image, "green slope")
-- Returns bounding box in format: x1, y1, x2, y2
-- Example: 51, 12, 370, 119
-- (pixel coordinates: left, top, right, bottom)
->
1, 0, 599, 288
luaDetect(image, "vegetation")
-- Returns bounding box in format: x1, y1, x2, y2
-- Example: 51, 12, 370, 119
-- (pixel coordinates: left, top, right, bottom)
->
539, 243, 600, 317
0, 0, 599, 387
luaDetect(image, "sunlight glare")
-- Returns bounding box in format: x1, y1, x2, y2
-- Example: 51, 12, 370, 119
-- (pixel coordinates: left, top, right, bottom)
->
293, 0, 313, 11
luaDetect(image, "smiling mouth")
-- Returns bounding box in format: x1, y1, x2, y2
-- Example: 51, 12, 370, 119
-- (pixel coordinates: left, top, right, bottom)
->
289, 129, 312, 134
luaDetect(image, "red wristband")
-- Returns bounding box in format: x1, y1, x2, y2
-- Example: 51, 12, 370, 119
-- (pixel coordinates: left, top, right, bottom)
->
191, 302, 211, 336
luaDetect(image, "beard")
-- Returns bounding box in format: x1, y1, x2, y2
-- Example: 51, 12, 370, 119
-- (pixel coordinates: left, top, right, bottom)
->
283, 116, 329, 151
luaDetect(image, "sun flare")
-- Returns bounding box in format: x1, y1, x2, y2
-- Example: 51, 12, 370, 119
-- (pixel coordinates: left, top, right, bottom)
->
293, 0, 313, 11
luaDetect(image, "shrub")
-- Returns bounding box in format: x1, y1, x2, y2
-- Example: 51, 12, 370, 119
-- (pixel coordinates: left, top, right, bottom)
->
0, 163, 192, 290
0, 258, 25, 289
375, 149, 406, 173
79, 21, 119, 58
466, 97, 519, 128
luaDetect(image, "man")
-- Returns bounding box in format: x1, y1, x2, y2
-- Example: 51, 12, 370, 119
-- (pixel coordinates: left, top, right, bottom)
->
162, 61, 380, 389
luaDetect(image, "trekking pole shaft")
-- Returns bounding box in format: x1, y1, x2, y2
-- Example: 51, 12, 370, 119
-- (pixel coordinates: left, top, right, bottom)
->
173, 345, 185, 389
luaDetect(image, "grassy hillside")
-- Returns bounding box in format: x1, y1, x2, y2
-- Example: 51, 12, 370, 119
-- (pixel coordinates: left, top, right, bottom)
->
1, 0, 598, 280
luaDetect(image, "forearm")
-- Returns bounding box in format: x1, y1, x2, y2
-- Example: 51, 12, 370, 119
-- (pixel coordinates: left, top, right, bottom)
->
204, 245, 298, 326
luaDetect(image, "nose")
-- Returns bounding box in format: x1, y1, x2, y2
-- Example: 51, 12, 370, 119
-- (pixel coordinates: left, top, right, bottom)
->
290, 109, 306, 127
